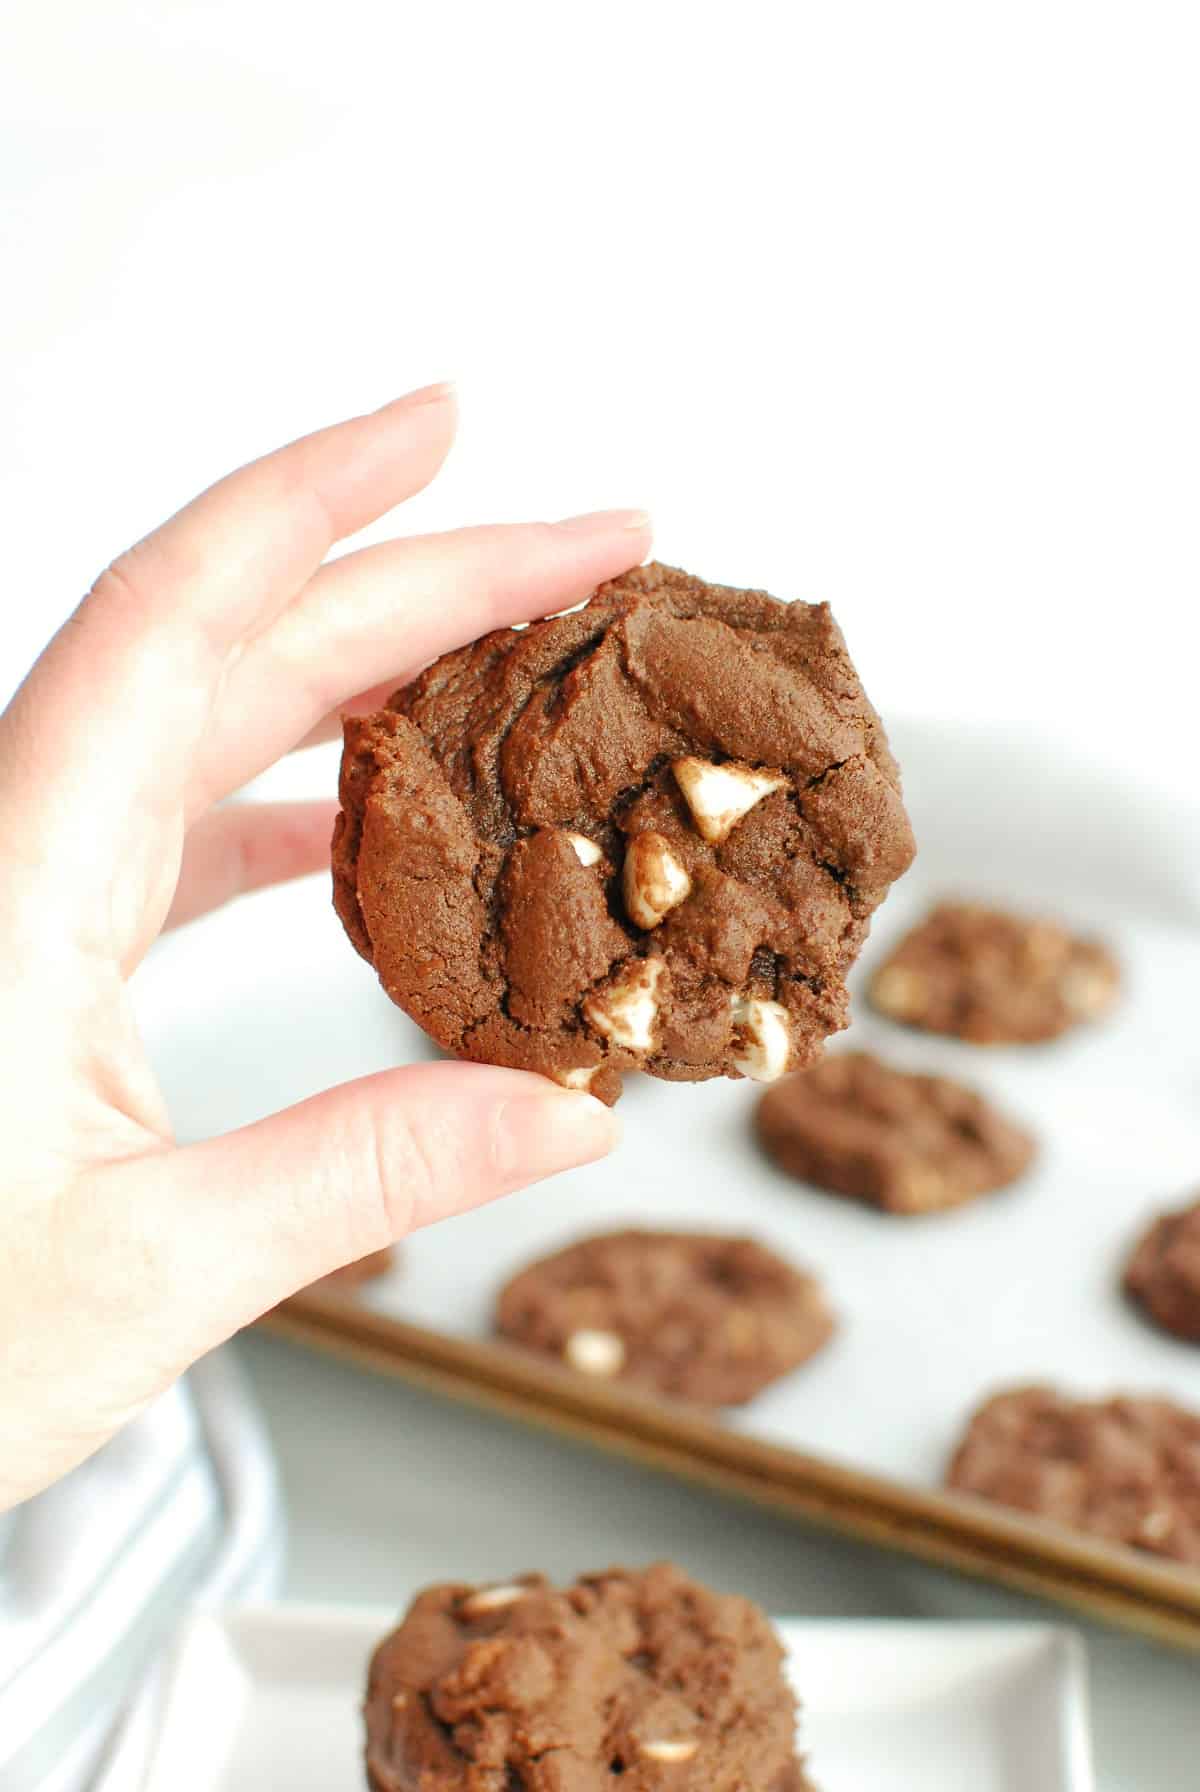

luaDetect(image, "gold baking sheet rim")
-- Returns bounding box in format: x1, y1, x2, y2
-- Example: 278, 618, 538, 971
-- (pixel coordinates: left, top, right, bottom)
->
261, 1291, 1200, 1653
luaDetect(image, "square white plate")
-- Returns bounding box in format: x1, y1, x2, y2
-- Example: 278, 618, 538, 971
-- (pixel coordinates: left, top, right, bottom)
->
142, 1605, 1094, 1791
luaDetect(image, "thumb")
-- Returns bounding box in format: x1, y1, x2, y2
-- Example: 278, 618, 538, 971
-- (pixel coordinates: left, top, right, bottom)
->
86, 1062, 618, 1380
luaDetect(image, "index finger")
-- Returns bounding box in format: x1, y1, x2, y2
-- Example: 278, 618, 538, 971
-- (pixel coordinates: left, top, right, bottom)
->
1, 383, 458, 887
93, 381, 458, 662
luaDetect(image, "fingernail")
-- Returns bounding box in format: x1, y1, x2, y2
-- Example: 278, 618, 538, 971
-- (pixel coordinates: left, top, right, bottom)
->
493, 1089, 620, 1185
400, 380, 457, 408
555, 507, 652, 535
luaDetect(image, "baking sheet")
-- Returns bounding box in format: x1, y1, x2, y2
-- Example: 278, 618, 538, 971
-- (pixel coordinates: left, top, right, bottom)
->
133, 722, 1200, 1564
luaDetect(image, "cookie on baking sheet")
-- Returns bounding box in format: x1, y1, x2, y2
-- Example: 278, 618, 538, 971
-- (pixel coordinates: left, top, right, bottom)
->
868, 900, 1120, 1044
946, 1386, 1200, 1564
364, 1562, 815, 1792
1124, 1198, 1200, 1341
334, 562, 915, 1105
495, 1229, 834, 1405
316, 1244, 397, 1292
755, 1050, 1036, 1215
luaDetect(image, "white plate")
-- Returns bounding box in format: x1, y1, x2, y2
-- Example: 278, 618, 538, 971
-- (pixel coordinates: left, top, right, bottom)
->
141, 1605, 1094, 1791
132, 721, 1200, 1495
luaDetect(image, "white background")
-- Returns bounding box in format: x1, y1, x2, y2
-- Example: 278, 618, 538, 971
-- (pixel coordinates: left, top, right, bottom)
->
4, 5, 1199, 1788
3, 1, 1199, 781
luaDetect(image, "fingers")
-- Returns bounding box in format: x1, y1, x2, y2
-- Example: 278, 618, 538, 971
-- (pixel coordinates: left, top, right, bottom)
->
92, 382, 459, 659
193, 508, 653, 807
164, 801, 338, 931
83, 1063, 619, 1367
294, 680, 409, 750
3, 383, 458, 856
7, 1063, 616, 1503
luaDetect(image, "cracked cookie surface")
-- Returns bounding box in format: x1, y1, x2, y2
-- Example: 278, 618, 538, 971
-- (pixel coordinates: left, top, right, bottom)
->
363, 1562, 813, 1792
869, 901, 1120, 1044
1124, 1198, 1200, 1341
333, 563, 915, 1102
495, 1229, 834, 1405
946, 1386, 1200, 1564
756, 1050, 1036, 1214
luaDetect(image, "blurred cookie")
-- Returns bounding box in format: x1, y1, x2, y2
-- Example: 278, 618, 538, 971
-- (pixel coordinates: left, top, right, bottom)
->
946, 1385, 1200, 1564
496, 1229, 833, 1405
364, 1563, 814, 1792
334, 562, 915, 1104
869, 901, 1120, 1043
316, 1244, 397, 1292
1124, 1198, 1200, 1341
755, 1050, 1035, 1215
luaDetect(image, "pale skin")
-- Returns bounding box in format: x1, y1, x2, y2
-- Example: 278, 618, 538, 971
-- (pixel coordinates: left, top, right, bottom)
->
0, 383, 650, 1512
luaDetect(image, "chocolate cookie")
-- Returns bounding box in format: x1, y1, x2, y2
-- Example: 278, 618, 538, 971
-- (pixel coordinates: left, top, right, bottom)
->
318, 1244, 397, 1291
1124, 1198, 1200, 1341
755, 1050, 1036, 1215
868, 901, 1120, 1044
363, 1563, 813, 1792
334, 562, 915, 1104
496, 1230, 833, 1405
946, 1386, 1200, 1564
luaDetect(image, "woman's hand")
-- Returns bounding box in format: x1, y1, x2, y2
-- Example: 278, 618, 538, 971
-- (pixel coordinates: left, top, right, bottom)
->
0, 384, 648, 1509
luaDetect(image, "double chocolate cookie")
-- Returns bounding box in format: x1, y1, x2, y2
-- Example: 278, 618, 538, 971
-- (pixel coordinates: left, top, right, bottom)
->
496, 1229, 834, 1405
946, 1386, 1200, 1564
869, 901, 1120, 1044
364, 1563, 813, 1792
317, 1244, 397, 1292
1124, 1198, 1200, 1341
756, 1050, 1036, 1215
334, 563, 915, 1103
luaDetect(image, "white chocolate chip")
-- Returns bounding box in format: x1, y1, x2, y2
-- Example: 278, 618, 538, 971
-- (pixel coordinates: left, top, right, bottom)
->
583, 958, 666, 1052
565, 831, 603, 867
564, 1328, 626, 1377
729, 993, 791, 1082
555, 1065, 598, 1090
1140, 1508, 1172, 1543
641, 1739, 699, 1763
871, 965, 928, 1019
894, 1165, 949, 1212
623, 832, 692, 930
1060, 964, 1117, 1019
460, 1583, 527, 1616
671, 757, 787, 844
1022, 922, 1069, 971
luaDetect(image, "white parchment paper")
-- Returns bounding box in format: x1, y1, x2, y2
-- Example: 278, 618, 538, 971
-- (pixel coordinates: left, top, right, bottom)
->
136, 722, 1200, 1492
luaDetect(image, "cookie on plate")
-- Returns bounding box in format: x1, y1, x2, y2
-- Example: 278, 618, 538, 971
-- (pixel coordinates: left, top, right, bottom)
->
868, 901, 1120, 1043
1124, 1198, 1200, 1341
334, 562, 915, 1104
496, 1229, 834, 1405
946, 1386, 1200, 1564
755, 1050, 1035, 1215
364, 1562, 814, 1792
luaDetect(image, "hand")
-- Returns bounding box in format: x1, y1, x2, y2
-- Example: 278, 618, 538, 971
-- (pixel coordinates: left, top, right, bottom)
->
0, 384, 648, 1509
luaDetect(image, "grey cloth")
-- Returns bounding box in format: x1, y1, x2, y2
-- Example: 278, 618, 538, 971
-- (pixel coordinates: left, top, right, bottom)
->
0, 1350, 283, 1792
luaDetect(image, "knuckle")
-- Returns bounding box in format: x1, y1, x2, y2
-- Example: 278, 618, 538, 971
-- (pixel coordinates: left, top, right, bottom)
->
86, 541, 157, 617
357, 1097, 442, 1244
